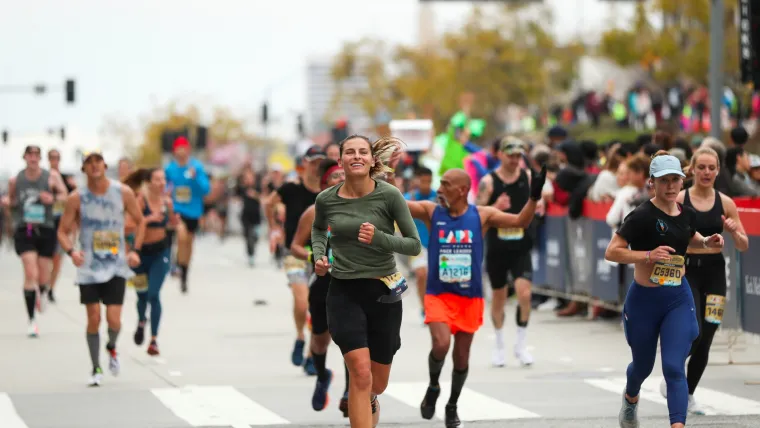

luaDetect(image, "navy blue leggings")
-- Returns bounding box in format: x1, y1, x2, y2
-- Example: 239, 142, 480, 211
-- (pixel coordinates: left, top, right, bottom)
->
135, 247, 171, 337
622, 279, 699, 425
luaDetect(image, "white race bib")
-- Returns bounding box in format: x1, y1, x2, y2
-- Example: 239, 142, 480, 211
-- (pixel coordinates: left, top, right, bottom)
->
93, 231, 120, 257
23, 204, 45, 224
438, 254, 472, 283
498, 228, 524, 241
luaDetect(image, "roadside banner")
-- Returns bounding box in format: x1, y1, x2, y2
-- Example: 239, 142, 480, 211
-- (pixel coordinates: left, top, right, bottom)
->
544, 204, 568, 291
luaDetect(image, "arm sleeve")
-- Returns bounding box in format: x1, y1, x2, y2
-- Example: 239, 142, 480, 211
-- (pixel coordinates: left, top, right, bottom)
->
310, 194, 328, 262
372, 187, 422, 256
615, 208, 639, 244
192, 162, 211, 196
605, 188, 628, 228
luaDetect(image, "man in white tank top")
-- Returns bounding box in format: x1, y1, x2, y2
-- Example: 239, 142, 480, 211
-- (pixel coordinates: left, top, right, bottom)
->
57, 150, 146, 386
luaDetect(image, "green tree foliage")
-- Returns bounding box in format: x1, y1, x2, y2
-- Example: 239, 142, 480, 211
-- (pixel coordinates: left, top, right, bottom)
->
330, 5, 587, 137
598, 0, 739, 84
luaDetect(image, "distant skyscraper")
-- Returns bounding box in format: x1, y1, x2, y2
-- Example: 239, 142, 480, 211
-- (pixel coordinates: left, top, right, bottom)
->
305, 57, 371, 136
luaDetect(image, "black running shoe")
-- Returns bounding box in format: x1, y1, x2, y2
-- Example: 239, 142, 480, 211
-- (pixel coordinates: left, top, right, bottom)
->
134, 323, 145, 345
420, 385, 440, 420
339, 391, 348, 418
444, 403, 461, 428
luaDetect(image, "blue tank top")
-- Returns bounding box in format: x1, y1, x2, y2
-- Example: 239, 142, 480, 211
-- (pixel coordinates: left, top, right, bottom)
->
426, 204, 484, 298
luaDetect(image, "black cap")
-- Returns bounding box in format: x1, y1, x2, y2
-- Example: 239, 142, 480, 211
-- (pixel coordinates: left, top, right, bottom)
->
731, 126, 749, 145
303, 145, 326, 161
547, 126, 568, 139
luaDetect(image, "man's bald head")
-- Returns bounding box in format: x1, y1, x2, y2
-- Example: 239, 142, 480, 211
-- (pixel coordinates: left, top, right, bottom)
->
442, 168, 471, 192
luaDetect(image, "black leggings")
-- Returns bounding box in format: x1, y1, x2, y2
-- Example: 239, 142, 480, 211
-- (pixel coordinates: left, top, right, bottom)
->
685, 253, 726, 395
241, 217, 259, 257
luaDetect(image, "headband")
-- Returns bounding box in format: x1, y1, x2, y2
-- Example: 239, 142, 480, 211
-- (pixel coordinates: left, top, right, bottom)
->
321, 165, 343, 187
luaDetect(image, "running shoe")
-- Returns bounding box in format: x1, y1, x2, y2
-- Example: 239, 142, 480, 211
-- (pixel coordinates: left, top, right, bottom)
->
134, 322, 145, 345
107, 347, 120, 376
339, 391, 349, 418
618, 392, 639, 428
312, 368, 333, 411
291, 339, 305, 366
444, 403, 461, 428
492, 346, 506, 367
248, 256, 255, 267
420, 385, 440, 419
514, 344, 534, 366
688, 395, 706, 415
147, 340, 160, 356
27, 322, 39, 338
48, 289, 56, 303
303, 357, 317, 376
89, 367, 104, 387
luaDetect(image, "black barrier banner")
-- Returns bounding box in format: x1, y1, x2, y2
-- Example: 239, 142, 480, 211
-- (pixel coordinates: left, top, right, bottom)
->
590, 221, 619, 302
544, 215, 567, 291
740, 236, 760, 334
566, 218, 594, 294
739, 0, 754, 84
531, 222, 547, 286
721, 233, 742, 330
621, 263, 635, 303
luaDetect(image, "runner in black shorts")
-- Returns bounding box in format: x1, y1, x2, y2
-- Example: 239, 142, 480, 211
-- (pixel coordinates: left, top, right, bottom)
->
48, 148, 69, 303
312, 135, 421, 428
9, 145, 68, 337
476, 136, 536, 367
292, 158, 350, 415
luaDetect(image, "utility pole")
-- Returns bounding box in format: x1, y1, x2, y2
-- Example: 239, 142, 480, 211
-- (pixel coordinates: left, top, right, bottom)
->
709, 0, 725, 138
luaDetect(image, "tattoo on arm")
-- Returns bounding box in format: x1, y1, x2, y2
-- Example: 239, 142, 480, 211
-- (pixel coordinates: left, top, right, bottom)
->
476, 179, 490, 205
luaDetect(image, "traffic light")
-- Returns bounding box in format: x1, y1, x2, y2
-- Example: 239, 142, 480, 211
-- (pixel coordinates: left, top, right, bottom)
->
60, 127, 66, 140
261, 103, 269, 124
2, 130, 7, 144
65, 79, 75, 104
297, 114, 305, 137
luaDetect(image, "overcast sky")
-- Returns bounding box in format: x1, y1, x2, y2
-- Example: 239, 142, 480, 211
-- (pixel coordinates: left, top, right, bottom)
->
0, 0, 635, 143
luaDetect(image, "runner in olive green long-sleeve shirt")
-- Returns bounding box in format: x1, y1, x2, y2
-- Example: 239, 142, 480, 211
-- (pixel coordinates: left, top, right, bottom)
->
311, 135, 420, 428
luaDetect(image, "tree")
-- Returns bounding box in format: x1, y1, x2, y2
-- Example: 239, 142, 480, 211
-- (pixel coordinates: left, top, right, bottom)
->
598, 0, 739, 84
330, 5, 587, 138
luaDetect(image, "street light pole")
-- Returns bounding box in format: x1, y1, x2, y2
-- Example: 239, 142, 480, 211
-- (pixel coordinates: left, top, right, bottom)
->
709, 0, 725, 138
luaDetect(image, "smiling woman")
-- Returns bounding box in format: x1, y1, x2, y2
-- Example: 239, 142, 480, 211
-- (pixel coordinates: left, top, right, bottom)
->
310, 134, 421, 428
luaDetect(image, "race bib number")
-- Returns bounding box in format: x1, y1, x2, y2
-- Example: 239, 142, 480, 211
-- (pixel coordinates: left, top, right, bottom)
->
498, 228, 524, 241
23, 204, 45, 224
705, 294, 725, 325
649, 255, 685, 286
53, 200, 65, 216
129, 274, 148, 292
439, 254, 472, 283
378, 272, 408, 298
93, 231, 120, 256
175, 186, 192, 203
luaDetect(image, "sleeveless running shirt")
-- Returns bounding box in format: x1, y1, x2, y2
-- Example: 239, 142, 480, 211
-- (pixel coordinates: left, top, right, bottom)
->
13, 169, 55, 229
485, 169, 533, 251
427, 204, 484, 298
683, 189, 724, 238
76, 179, 134, 285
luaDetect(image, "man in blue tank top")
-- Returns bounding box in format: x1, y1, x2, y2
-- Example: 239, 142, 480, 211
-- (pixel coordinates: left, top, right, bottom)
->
404, 167, 546, 428
57, 150, 146, 387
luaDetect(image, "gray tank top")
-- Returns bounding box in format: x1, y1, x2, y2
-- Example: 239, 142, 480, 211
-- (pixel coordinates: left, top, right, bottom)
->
76, 179, 134, 285
13, 169, 54, 228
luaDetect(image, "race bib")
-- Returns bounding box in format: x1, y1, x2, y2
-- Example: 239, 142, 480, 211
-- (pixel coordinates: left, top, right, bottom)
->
439, 253, 472, 283
175, 186, 192, 203
129, 274, 148, 292
649, 255, 685, 286
284, 255, 306, 275
498, 228, 524, 241
23, 204, 45, 224
378, 272, 408, 298
705, 294, 725, 325
93, 231, 120, 257
53, 200, 65, 216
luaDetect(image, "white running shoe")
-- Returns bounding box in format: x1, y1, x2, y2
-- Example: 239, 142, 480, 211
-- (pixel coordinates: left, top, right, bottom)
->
27, 322, 39, 338
89, 368, 103, 387
688, 395, 706, 415
492, 346, 506, 367
108, 350, 120, 376
514, 344, 534, 366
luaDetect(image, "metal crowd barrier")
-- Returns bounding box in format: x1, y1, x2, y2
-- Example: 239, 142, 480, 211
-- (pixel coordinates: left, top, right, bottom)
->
532, 199, 760, 361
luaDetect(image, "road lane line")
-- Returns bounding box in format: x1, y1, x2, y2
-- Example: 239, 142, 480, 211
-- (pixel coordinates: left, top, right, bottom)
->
642, 376, 760, 415
0, 393, 29, 428
583, 377, 669, 408
151, 385, 289, 426
383, 381, 539, 420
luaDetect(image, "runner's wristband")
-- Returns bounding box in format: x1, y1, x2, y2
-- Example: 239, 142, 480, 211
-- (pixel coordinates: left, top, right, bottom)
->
308, 251, 313, 264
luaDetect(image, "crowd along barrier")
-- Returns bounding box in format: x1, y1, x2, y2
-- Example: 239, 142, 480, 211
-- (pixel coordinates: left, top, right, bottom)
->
534, 198, 760, 337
